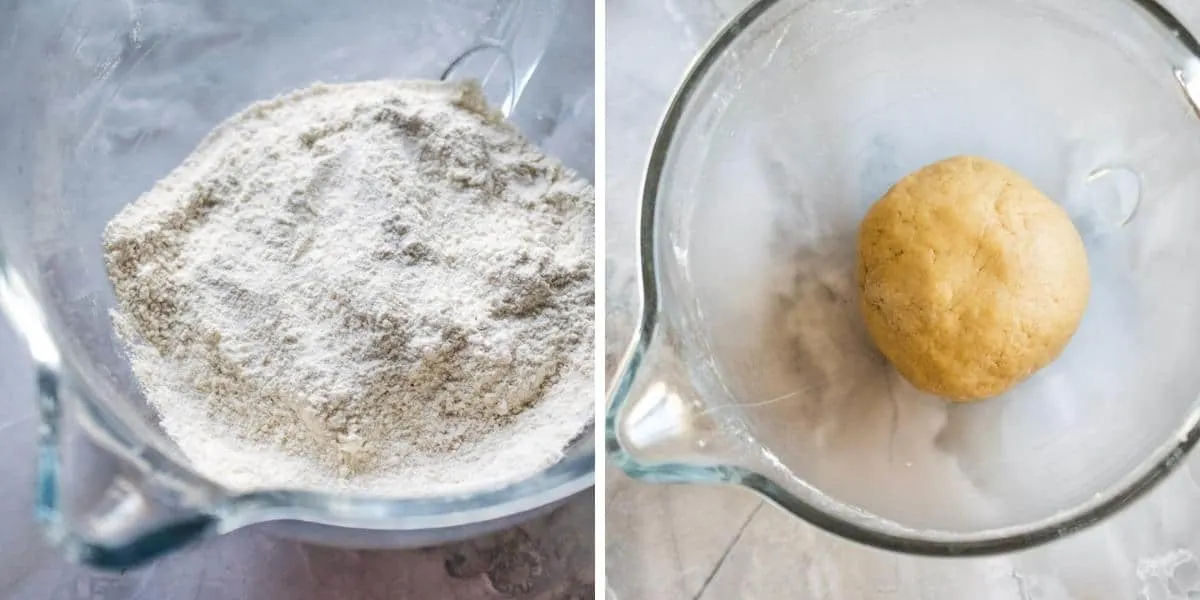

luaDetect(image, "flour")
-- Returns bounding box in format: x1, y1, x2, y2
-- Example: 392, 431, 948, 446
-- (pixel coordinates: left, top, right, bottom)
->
103, 80, 594, 495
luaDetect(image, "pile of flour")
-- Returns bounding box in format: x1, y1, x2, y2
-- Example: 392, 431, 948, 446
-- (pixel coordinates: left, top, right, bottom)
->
103, 80, 593, 495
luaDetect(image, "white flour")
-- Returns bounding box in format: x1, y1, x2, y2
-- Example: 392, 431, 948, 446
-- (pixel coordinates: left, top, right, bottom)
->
103, 80, 594, 495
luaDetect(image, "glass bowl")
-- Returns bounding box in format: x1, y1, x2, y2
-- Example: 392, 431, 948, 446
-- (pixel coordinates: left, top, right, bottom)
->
0, 0, 594, 569
608, 0, 1200, 555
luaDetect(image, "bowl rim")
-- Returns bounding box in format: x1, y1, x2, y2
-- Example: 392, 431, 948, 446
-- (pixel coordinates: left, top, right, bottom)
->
606, 0, 1200, 556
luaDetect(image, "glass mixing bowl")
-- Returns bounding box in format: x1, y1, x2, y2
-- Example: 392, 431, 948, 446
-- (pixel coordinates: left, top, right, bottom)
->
608, 0, 1200, 555
0, 0, 594, 569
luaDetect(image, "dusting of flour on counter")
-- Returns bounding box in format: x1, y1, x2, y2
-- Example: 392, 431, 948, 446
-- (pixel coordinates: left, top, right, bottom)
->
103, 80, 593, 495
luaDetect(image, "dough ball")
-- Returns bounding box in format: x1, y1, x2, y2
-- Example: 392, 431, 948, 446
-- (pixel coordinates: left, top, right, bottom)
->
856, 155, 1090, 401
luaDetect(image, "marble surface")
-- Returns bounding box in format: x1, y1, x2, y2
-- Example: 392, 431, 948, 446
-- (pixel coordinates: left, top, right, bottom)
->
604, 1, 1200, 599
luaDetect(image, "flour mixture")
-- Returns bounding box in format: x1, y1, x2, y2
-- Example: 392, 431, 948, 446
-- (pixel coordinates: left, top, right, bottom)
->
103, 80, 594, 494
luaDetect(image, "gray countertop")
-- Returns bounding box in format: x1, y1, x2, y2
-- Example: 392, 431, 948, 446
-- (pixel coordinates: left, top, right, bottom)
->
604, 1, 1200, 599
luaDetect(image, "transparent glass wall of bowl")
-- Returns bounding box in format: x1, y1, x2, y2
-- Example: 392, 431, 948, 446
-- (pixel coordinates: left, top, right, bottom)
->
609, 0, 1200, 555
0, 0, 594, 569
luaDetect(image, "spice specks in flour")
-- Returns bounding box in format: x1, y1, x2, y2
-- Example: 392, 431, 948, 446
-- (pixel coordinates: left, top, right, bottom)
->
103, 80, 594, 494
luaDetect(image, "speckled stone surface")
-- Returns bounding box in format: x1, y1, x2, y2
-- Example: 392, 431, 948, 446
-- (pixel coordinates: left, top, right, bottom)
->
605, 1, 1200, 599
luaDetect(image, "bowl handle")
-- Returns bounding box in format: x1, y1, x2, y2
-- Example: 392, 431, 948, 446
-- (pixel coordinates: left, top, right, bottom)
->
440, 0, 566, 117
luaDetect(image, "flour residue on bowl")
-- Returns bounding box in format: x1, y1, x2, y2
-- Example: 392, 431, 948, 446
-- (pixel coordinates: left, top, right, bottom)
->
683, 130, 1000, 528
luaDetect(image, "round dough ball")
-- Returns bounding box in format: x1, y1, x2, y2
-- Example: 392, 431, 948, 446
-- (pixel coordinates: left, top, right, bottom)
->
856, 155, 1090, 401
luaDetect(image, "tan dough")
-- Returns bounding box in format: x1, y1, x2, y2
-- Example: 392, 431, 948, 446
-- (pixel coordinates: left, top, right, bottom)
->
856, 155, 1090, 401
